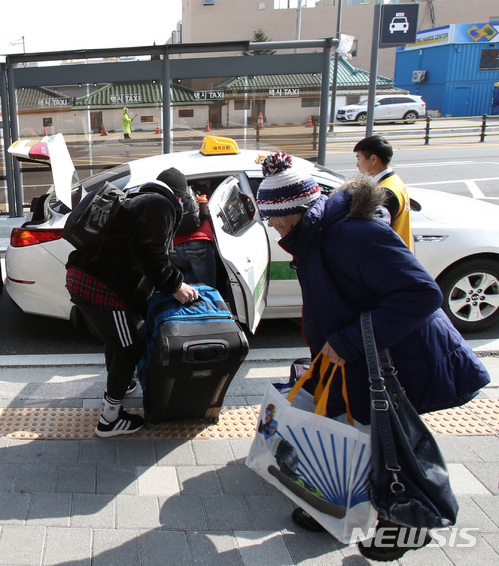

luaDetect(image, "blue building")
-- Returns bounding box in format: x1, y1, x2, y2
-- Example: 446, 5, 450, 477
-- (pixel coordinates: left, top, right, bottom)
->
394, 23, 499, 117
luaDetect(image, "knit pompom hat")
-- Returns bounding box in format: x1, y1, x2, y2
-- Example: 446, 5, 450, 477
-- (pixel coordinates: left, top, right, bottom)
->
256, 152, 320, 218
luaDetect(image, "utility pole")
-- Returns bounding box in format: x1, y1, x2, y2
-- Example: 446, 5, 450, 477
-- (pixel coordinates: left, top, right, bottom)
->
328, 0, 343, 132
295, 0, 303, 54
366, 4, 381, 137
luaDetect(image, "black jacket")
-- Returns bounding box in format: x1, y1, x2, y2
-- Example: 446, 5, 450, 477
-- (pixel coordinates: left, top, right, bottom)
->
66, 182, 183, 315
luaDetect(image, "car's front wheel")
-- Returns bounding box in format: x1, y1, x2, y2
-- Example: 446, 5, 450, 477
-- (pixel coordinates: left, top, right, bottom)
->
403, 111, 418, 124
356, 112, 367, 125
438, 258, 499, 333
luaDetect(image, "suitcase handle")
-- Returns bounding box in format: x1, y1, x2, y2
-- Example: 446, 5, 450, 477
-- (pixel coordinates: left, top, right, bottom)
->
183, 340, 229, 363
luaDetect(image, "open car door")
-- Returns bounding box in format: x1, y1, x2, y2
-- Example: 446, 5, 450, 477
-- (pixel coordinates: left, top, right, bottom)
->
208, 175, 270, 333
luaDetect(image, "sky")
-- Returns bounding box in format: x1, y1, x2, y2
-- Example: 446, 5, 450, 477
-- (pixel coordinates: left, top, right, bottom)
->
1, 0, 183, 55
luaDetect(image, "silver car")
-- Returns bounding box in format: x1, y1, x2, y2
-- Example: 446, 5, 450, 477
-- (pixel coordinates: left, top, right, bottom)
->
336, 95, 426, 125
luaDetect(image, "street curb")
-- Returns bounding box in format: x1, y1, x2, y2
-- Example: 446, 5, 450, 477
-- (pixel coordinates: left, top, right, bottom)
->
0, 342, 497, 367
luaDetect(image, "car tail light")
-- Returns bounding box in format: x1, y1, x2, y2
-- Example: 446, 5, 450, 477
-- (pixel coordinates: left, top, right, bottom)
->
10, 227, 64, 247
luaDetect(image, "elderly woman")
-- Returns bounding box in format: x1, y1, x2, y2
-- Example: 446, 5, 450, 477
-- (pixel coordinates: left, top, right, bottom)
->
256, 152, 490, 562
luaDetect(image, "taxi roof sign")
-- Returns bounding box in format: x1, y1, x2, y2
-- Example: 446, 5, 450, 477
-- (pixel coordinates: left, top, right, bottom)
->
200, 135, 240, 156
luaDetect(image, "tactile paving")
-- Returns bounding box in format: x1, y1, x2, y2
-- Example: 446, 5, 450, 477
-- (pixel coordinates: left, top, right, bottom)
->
0, 406, 258, 440
0, 400, 497, 440
423, 398, 499, 436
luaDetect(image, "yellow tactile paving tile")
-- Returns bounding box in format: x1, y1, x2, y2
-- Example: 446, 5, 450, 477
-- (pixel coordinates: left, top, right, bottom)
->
423, 398, 499, 435
0, 400, 497, 440
0, 406, 259, 440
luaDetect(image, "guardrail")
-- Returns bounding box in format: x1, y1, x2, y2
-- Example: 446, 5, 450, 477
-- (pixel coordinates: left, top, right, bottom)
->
335, 115, 499, 146
254, 114, 499, 152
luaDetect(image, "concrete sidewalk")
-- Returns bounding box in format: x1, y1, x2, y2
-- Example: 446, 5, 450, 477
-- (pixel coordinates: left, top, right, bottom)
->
0, 348, 497, 566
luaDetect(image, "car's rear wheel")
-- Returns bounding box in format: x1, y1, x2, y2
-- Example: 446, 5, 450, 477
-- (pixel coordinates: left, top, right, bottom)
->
403, 111, 418, 124
356, 112, 367, 125
438, 258, 499, 333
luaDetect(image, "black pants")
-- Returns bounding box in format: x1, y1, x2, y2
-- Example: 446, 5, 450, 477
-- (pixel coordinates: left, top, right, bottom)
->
77, 303, 143, 401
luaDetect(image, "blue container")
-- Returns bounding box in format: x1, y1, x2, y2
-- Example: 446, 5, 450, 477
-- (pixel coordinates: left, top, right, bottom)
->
395, 25, 499, 117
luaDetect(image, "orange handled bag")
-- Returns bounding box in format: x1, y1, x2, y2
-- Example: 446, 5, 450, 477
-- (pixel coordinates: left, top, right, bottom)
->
246, 353, 377, 543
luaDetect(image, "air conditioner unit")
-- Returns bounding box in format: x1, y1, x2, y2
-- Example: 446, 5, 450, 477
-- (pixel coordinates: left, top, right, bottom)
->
412, 70, 428, 83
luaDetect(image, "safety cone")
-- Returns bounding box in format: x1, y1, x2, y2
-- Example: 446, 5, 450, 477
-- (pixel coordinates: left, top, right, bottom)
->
155, 122, 161, 134
204, 119, 211, 133
307, 115, 313, 127
43, 126, 48, 136
257, 112, 264, 129
101, 124, 108, 136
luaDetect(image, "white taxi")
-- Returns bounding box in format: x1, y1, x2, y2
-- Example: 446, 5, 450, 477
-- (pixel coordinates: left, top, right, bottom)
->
5, 134, 499, 333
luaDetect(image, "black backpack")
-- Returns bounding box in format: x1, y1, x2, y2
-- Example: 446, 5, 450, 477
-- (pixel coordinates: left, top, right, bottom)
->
62, 181, 127, 249
175, 187, 202, 235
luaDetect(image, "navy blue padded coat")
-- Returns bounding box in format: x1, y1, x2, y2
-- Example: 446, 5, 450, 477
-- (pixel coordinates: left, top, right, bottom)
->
279, 189, 490, 425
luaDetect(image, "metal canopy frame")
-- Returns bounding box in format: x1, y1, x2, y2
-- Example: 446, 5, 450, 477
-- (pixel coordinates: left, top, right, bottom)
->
1, 38, 338, 217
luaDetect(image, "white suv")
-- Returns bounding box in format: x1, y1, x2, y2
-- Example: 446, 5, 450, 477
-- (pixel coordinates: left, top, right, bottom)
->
336, 94, 426, 125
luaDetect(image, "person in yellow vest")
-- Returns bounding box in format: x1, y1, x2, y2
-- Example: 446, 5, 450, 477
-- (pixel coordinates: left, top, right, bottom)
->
122, 107, 133, 140
353, 135, 413, 251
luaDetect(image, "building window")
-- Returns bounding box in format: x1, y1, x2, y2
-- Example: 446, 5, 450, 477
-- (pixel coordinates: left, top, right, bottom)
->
274, 0, 322, 8
43, 118, 53, 127
179, 109, 194, 118
301, 98, 320, 108
140, 116, 154, 123
235, 100, 251, 110
480, 49, 499, 71
258, 2, 265, 8
204, 0, 215, 5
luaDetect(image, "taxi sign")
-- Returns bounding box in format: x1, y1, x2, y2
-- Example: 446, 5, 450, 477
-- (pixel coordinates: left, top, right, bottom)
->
200, 135, 240, 156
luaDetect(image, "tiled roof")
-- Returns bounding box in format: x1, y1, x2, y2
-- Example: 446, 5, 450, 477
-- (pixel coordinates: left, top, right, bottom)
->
72, 81, 218, 109
215, 55, 401, 96
12, 58, 403, 113
16, 86, 72, 112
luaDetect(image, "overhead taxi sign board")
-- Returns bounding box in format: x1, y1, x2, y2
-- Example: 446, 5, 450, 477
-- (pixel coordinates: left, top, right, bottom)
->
379, 4, 419, 47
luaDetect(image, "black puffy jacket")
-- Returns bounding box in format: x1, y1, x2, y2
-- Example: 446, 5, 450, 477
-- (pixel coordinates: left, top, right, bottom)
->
66, 182, 183, 315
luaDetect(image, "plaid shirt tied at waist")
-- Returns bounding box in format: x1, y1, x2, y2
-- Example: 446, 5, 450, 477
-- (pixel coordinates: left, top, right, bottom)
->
66, 267, 127, 311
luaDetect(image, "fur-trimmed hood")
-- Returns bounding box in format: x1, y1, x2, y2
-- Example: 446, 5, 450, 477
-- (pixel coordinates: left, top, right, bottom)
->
299, 173, 387, 234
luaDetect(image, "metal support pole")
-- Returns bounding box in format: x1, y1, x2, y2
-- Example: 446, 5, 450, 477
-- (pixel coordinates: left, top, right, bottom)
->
480, 114, 487, 142
318, 38, 333, 165
6, 60, 24, 217
162, 47, 171, 154
366, 4, 381, 137
295, 0, 303, 54
329, 0, 343, 133
0, 65, 16, 217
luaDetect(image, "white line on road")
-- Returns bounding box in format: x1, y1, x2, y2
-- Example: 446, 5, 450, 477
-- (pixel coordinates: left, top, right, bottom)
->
464, 179, 486, 198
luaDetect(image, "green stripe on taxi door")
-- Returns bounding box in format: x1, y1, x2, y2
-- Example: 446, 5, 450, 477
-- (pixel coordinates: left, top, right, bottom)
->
270, 261, 298, 280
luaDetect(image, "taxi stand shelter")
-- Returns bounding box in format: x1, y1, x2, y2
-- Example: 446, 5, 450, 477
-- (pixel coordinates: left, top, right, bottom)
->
1, 38, 338, 218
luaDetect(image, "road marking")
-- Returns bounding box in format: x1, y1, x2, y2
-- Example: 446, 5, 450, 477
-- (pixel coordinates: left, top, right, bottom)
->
464, 179, 486, 198
408, 176, 499, 185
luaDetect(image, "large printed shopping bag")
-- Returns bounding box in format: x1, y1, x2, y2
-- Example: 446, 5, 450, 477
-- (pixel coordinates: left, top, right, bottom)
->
246, 354, 377, 543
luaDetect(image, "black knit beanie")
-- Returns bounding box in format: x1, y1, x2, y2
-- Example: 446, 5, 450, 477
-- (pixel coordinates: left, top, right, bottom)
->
156, 167, 188, 198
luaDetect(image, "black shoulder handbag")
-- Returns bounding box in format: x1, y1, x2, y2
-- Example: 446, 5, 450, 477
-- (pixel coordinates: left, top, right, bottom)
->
360, 311, 459, 529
